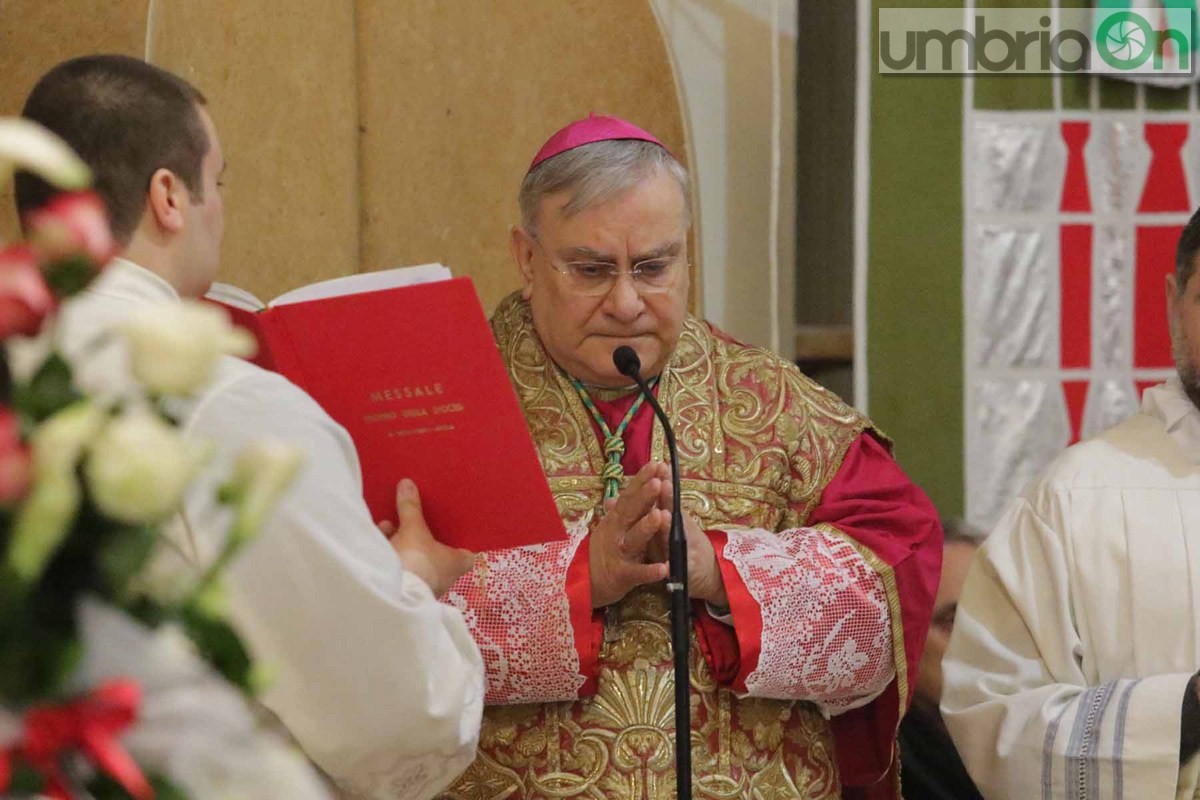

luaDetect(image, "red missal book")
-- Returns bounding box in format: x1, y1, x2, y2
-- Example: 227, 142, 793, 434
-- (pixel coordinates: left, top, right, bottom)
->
205, 266, 565, 551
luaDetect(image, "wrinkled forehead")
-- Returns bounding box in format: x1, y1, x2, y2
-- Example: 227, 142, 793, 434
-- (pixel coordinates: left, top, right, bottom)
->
539, 168, 689, 239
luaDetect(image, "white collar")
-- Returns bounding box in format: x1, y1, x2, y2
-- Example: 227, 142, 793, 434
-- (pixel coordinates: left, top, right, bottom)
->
90, 257, 181, 305
1142, 376, 1200, 459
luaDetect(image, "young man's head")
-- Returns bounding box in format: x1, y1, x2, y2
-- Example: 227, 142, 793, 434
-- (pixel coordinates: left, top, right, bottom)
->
16, 55, 225, 297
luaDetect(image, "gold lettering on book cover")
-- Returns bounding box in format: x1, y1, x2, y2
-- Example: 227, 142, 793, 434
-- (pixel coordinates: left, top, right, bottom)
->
448, 295, 875, 800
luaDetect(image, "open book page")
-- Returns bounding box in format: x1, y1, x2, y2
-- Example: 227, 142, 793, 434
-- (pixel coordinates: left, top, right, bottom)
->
206, 263, 452, 311
205, 282, 266, 311
269, 263, 451, 307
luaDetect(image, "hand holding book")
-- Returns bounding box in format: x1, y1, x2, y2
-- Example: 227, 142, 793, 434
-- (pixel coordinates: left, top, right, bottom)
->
378, 479, 473, 597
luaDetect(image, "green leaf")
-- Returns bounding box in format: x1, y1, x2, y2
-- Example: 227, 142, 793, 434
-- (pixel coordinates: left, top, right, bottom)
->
149, 774, 191, 800
13, 352, 82, 424
88, 770, 189, 800
42, 254, 99, 299
9, 761, 47, 793
179, 603, 256, 692
98, 522, 159, 597
0, 620, 81, 703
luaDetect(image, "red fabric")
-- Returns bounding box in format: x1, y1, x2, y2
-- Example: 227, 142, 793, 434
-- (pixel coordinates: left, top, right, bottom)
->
814, 433, 942, 789
566, 536, 604, 696
2, 679, 152, 800
1138, 123, 1190, 213
1134, 225, 1183, 369
693, 530, 742, 685
1059, 224, 1092, 369
1062, 380, 1089, 444
1060, 122, 1092, 213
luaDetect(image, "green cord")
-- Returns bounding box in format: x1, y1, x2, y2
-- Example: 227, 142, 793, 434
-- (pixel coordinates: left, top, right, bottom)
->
570, 375, 660, 499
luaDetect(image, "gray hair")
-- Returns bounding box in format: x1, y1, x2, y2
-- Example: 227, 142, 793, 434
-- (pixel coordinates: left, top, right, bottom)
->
942, 517, 987, 546
519, 139, 691, 235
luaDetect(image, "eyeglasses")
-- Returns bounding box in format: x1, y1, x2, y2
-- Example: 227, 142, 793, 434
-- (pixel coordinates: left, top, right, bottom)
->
530, 235, 687, 297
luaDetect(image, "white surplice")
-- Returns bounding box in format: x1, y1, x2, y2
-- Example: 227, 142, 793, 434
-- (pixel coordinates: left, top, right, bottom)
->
22, 260, 484, 800
942, 377, 1200, 800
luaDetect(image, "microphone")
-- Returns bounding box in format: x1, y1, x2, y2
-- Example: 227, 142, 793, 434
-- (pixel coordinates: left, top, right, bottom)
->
612, 345, 691, 800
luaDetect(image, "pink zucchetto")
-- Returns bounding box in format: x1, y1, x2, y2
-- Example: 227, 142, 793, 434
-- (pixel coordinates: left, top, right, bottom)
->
527, 113, 670, 173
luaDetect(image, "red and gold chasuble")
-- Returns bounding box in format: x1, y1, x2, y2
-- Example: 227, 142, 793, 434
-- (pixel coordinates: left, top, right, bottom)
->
438, 295, 941, 800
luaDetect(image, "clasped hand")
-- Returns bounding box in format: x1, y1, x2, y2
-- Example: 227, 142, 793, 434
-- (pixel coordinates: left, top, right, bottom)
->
589, 462, 727, 609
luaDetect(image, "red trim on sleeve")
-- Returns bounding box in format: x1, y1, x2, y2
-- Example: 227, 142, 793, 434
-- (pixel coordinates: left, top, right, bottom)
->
706, 528, 764, 692
565, 534, 604, 696
692, 531, 742, 685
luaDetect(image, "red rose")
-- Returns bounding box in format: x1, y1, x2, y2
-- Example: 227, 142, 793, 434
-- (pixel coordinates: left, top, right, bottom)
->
0, 245, 56, 338
25, 190, 116, 267
0, 407, 31, 506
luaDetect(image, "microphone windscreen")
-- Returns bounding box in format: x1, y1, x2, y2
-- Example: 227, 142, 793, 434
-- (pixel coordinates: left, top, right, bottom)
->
612, 346, 641, 377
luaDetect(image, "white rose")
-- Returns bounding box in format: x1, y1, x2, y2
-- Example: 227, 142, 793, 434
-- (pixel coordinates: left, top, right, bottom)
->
0, 117, 91, 192
119, 301, 256, 396
227, 439, 305, 502
221, 439, 304, 545
5, 402, 107, 583
30, 400, 106, 478
131, 538, 200, 605
85, 409, 209, 524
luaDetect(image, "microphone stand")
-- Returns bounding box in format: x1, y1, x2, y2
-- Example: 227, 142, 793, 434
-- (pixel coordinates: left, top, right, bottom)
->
613, 347, 691, 800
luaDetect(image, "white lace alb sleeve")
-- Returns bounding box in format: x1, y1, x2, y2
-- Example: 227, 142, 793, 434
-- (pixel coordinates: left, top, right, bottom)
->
443, 520, 591, 704
722, 525, 895, 716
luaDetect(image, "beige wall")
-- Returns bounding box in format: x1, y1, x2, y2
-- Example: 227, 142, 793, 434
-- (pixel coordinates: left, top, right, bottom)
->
1, 0, 689, 314
147, 0, 362, 299
653, 0, 797, 354
0, 0, 149, 244
355, 0, 689, 311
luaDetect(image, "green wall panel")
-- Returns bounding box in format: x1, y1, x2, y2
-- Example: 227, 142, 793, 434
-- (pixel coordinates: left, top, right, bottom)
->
1100, 77, 1138, 108
1147, 84, 1193, 110
868, 0, 965, 516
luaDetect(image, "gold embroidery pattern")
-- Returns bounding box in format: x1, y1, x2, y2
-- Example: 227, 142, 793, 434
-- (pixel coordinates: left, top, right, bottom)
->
445, 295, 880, 800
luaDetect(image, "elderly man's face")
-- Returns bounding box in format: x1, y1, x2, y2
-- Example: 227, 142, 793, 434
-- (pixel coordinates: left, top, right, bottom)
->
512, 168, 690, 387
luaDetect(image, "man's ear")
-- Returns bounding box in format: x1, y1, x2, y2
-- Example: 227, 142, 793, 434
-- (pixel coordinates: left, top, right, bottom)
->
146, 167, 187, 234
510, 225, 536, 300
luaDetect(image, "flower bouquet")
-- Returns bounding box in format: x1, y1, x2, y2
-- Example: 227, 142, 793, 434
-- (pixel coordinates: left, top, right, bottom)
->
0, 118, 331, 799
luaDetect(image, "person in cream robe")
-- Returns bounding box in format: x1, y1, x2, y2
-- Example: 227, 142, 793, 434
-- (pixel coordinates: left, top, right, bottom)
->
942, 205, 1200, 800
